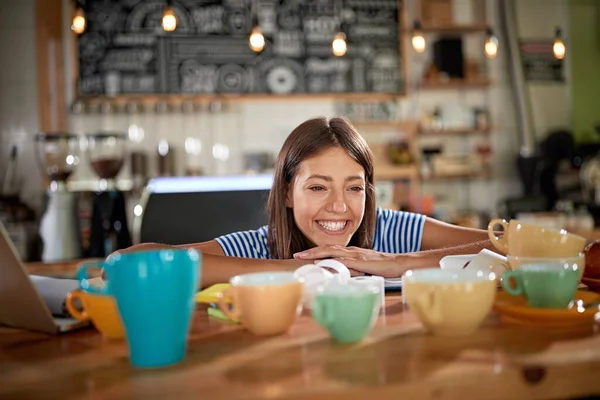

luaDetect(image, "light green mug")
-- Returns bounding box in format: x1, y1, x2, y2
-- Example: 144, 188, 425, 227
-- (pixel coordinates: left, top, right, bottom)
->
311, 281, 380, 343
501, 262, 580, 309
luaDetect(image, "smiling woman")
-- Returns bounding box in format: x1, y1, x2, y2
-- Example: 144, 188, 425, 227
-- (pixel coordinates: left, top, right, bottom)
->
123, 117, 494, 287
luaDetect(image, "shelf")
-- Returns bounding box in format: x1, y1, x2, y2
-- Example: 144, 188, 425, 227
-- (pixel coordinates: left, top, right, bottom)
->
421, 171, 491, 182
75, 92, 405, 105
405, 23, 489, 35
419, 127, 492, 135
374, 165, 419, 181
419, 79, 493, 90
351, 121, 402, 129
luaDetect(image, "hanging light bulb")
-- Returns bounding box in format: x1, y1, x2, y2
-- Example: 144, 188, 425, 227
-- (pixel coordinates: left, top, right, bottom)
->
412, 20, 426, 53
249, 26, 265, 52
332, 32, 347, 57
71, 7, 86, 34
484, 27, 498, 59
162, 5, 177, 32
553, 27, 566, 60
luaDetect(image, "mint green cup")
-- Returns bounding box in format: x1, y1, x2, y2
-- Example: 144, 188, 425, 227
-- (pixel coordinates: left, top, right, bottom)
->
501, 262, 580, 309
311, 281, 380, 343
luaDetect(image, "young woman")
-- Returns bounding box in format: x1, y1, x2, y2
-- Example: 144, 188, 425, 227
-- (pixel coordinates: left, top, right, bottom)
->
126, 117, 493, 287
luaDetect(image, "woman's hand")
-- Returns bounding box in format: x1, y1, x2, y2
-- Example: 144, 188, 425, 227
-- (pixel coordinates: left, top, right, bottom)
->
293, 245, 403, 277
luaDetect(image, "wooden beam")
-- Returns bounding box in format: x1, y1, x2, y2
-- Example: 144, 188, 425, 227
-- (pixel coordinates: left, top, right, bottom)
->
35, 0, 67, 132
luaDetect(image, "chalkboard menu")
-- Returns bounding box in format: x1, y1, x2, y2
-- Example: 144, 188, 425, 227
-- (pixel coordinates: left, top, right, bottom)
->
520, 40, 564, 82
76, 0, 403, 96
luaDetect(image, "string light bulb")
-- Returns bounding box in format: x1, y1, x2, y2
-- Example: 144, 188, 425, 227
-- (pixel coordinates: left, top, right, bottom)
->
553, 27, 566, 60
332, 32, 347, 57
162, 5, 177, 32
412, 20, 426, 53
249, 26, 265, 52
71, 7, 86, 34
484, 27, 498, 59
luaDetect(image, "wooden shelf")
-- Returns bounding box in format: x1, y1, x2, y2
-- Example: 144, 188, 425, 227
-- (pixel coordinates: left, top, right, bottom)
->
75, 92, 405, 105
351, 121, 402, 129
422, 171, 491, 182
419, 127, 492, 135
419, 79, 493, 90
374, 164, 419, 181
405, 23, 489, 34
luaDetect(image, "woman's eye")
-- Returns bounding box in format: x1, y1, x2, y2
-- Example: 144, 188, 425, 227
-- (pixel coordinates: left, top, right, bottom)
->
349, 186, 365, 192
309, 186, 325, 191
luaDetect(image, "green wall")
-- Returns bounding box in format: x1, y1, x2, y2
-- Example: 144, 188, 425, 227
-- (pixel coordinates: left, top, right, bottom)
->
569, 0, 600, 143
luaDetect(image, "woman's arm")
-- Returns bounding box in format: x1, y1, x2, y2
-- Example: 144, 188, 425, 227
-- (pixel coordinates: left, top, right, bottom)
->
118, 240, 307, 288
420, 217, 490, 250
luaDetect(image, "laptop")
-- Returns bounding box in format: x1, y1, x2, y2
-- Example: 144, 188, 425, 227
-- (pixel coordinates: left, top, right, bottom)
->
0, 222, 89, 334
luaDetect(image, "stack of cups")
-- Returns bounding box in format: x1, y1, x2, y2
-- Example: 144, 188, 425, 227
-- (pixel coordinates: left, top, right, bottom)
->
487, 219, 587, 309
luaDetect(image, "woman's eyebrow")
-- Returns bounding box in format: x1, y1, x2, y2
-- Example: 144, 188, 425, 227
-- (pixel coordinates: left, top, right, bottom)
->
306, 174, 364, 182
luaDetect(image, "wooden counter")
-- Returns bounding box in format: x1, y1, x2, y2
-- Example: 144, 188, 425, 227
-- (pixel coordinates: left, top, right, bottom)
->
1, 262, 600, 399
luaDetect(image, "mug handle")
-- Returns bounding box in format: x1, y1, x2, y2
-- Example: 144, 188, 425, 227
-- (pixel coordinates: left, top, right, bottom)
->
487, 218, 509, 254
311, 298, 333, 328
77, 261, 110, 295
217, 287, 241, 320
489, 259, 510, 275
65, 290, 89, 322
501, 270, 523, 296
315, 259, 351, 281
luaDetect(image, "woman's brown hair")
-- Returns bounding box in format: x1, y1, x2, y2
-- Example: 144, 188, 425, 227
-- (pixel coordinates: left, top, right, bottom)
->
266, 116, 376, 259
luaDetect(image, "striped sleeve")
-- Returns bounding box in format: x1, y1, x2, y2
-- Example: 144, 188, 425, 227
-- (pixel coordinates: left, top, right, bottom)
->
373, 208, 426, 254
215, 226, 271, 259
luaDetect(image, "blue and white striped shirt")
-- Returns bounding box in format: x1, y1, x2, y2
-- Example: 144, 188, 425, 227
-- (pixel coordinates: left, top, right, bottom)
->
215, 208, 426, 259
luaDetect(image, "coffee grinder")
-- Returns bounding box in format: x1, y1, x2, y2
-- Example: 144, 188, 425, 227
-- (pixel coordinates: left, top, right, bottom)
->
86, 132, 132, 257
34, 133, 82, 262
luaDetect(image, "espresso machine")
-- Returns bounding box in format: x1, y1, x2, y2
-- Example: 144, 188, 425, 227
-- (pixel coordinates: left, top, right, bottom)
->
34, 133, 82, 262
86, 132, 132, 258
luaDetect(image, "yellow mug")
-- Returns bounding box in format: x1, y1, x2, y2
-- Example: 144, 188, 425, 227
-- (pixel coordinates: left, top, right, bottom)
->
402, 268, 497, 336
487, 218, 586, 257
217, 271, 304, 336
65, 290, 125, 339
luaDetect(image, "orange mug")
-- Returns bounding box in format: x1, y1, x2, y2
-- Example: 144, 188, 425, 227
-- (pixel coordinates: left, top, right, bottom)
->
66, 290, 125, 339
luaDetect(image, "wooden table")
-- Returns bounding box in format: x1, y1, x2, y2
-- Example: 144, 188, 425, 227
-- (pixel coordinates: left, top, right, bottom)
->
2, 263, 600, 399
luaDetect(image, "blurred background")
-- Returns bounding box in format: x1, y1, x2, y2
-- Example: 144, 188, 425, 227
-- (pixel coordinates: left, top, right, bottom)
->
1, 0, 599, 262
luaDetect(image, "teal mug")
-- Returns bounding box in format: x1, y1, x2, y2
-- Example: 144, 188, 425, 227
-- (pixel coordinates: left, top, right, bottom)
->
501, 262, 579, 309
77, 248, 201, 368
311, 280, 380, 343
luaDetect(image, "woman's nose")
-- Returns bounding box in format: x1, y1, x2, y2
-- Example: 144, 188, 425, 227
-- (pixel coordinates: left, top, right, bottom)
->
327, 192, 348, 213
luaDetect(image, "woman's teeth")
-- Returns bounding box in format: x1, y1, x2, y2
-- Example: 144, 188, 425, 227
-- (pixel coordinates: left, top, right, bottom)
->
318, 221, 347, 231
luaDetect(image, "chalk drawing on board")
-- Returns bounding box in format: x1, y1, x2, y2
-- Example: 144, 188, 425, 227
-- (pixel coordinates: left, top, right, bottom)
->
274, 30, 304, 57
78, 32, 108, 63
259, 58, 304, 94
257, 2, 277, 34
307, 75, 328, 93
278, 3, 302, 30
368, 50, 401, 92
303, 16, 340, 43
90, 2, 126, 32
352, 58, 367, 92
192, 5, 225, 34
225, 5, 251, 36
100, 48, 154, 72
179, 60, 218, 93
119, 0, 143, 8
121, 75, 156, 93
217, 64, 250, 93
126, 2, 192, 33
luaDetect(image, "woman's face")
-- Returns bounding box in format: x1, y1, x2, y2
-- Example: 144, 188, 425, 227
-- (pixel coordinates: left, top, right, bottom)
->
286, 146, 366, 248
